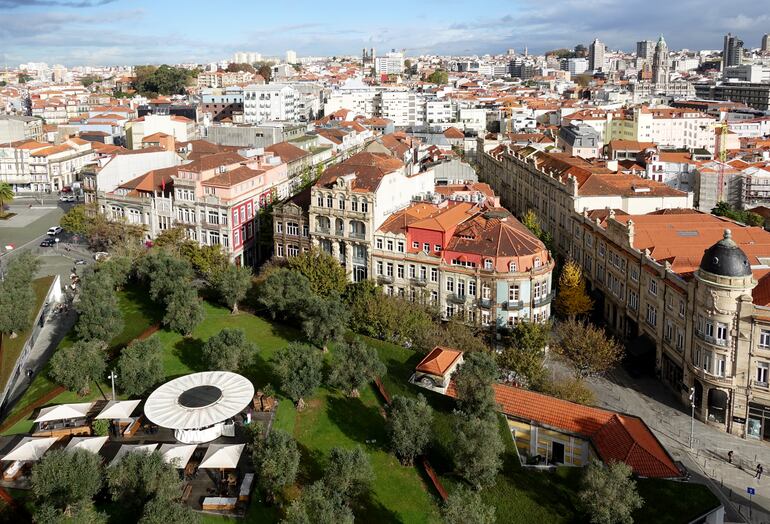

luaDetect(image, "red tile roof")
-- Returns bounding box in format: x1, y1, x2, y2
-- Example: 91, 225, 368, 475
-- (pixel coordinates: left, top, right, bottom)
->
415, 347, 463, 376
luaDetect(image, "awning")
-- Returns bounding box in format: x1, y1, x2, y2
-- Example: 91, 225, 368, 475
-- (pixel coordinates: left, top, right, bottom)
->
158, 444, 197, 469
198, 444, 244, 469
95, 400, 141, 420
2, 437, 58, 461
34, 402, 94, 423
64, 436, 108, 454
108, 443, 158, 467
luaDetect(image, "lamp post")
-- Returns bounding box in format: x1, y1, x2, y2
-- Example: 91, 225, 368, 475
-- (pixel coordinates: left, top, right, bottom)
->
689, 387, 695, 449
108, 371, 117, 401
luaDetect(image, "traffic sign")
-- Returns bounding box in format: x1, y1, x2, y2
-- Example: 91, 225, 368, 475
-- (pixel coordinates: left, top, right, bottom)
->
747, 487, 756, 495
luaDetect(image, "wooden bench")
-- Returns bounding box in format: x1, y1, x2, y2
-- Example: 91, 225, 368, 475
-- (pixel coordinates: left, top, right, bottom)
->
238, 473, 254, 502
122, 416, 143, 438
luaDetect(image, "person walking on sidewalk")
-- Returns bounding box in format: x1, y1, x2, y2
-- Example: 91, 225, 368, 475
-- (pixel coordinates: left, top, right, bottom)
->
755, 463, 763, 480
727, 450, 733, 464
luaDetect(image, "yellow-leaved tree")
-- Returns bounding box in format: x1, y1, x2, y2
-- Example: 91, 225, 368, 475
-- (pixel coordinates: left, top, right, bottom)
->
554, 259, 593, 318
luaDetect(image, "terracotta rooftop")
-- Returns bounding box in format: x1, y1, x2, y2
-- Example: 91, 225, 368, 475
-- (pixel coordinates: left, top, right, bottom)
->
266, 141, 310, 164
415, 346, 463, 376
315, 152, 404, 193
446, 380, 681, 478
202, 165, 265, 188
443, 127, 465, 139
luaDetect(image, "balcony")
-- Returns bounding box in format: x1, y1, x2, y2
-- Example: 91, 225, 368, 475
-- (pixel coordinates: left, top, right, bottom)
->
447, 293, 467, 305
695, 331, 729, 347
478, 298, 493, 309
410, 277, 428, 287
316, 226, 331, 235
349, 231, 366, 240
687, 363, 733, 386
533, 291, 555, 307
378, 275, 394, 284
503, 300, 524, 310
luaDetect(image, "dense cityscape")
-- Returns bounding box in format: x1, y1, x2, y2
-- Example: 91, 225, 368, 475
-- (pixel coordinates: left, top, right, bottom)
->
1, 1, 770, 523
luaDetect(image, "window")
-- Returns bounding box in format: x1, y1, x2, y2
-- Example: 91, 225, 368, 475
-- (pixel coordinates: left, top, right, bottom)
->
376, 238, 383, 249
648, 279, 657, 296
423, 243, 430, 253
276, 222, 283, 233
397, 241, 405, 253
703, 352, 712, 374
412, 241, 419, 249
430, 291, 438, 304
482, 285, 491, 300
630, 267, 639, 282
208, 210, 219, 224
326, 195, 333, 208
286, 222, 299, 236
360, 201, 368, 213
646, 304, 657, 326
387, 240, 394, 251
351, 199, 358, 212
376, 261, 383, 275
716, 323, 728, 341
338, 197, 345, 210
434, 244, 441, 252
446, 277, 454, 292
430, 268, 438, 282
397, 264, 404, 279
317, 195, 323, 207
760, 329, 770, 347
509, 261, 517, 272
469, 280, 476, 296
534, 258, 541, 268
386, 263, 393, 277
629, 291, 638, 310
484, 259, 493, 270
676, 329, 684, 351
679, 300, 685, 318
694, 347, 701, 367
757, 362, 769, 385
276, 244, 284, 257
509, 285, 520, 301
420, 266, 427, 280
303, 224, 309, 237
457, 280, 465, 297
715, 356, 726, 377
665, 320, 673, 341
599, 242, 606, 257
482, 312, 490, 325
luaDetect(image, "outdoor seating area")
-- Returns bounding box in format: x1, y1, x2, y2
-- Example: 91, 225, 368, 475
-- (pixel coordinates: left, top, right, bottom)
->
32, 402, 94, 438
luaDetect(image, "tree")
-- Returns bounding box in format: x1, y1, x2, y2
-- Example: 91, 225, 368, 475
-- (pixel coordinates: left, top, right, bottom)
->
544, 376, 595, 405
442, 487, 496, 524
202, 328, 256, 372
499, 321, 551, 388
139, 498, 200, 524
555, 318, 623, 378
287, 249, 347, 297
31, 449, 102, 511
258, 268, 311, 319
92, 419, 109, 436
554, 259, 593, 318
0, 182, 13, 216
116, 337, 165, 396
49, 340, 107, 396
151, 227, 187, 254
0, 253, 38, 355
94, 256, 132, 290
132, 65, 194, 96
80, 75, 100, 87
427, 70, 449, 84
211, 264, 252, 313
323, 447, 373, 499
34, 501, 107, 524
252, 429, 300, 501
283, 481, 353, 524
226, 63, 256, 74
578, 460, 643, 524
163, 286, 204, 336
75, 270, 123, 342
107, 452, 179, 508
327, 340, 386, 397
179, 242, 228, 277
273, 343, 323, 409
135, 250, 195, 304
712, 201, 765, 226
256, 63, 272, 83
386, 395, 433, 465
453, 352, 499, 415
17, 72, 32, 84
301, 295, 350, 350
521, 209, 542, 237
452, 413, 504, 489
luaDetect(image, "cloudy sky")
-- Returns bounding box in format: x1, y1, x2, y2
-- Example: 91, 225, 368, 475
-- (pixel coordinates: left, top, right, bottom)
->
1, 0, 769, 66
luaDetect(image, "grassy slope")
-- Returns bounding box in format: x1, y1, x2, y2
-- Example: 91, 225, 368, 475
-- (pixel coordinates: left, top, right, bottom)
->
0, 275, 55, 392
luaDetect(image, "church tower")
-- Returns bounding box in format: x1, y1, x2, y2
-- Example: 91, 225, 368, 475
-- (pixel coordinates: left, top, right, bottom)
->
652, 35, 669, 89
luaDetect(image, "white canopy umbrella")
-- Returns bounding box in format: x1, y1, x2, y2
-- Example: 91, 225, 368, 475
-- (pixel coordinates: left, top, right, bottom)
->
95, 400, 141, 420
158, 444, 197, 469
108, 443, 158, 467
34, 402, 94, 423
198, 444, 244, 470
64, 436, 108, 454
2, 437, 58, 461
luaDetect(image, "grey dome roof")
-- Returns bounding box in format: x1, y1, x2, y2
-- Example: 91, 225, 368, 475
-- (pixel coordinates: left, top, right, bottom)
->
699, 229, 752, 277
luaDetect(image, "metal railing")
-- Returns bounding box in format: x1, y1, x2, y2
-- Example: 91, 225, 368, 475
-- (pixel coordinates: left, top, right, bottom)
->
503, 300, 524, 310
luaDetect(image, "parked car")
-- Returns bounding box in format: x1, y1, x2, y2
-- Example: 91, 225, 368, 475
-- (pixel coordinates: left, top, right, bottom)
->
40, 238, 55, 247
93, 251, 110, 261
47, 226, 62, 236
59, 195, 75, 202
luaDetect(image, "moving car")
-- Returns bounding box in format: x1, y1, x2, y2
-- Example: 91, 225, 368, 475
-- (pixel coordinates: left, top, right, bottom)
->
47, 226, 62, 236
40, 238, 55, 247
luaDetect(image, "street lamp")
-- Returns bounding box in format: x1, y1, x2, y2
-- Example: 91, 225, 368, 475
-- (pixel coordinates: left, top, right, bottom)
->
689, 387, 695, 449
108, 371, 117, 401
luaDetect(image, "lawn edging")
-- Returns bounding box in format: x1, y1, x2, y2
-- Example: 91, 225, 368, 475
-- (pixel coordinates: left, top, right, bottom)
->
0, 384, 65, 433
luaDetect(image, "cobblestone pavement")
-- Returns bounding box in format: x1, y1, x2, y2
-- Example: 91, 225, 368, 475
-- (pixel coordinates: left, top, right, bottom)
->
548, 357, 770, 523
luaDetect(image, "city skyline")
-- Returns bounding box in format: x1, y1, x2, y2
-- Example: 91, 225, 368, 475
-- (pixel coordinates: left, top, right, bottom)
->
1, 0, 769, 66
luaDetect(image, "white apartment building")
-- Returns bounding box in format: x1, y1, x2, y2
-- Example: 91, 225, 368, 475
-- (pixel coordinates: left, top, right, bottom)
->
379, 91, 425, 128
375, 51, 405, 75
425, 99, 456, 124
243, 84, 297, 124
126, 114, 196, 149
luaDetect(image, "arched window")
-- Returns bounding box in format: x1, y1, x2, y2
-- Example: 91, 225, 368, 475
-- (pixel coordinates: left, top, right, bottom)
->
316, 216, 330, 233
351, 197, 358, 212
509, 261, 517, 272
534, 257, 541, 268
350, 220, 366, 238
360, 200, 369, 213
484, 259, 493, 270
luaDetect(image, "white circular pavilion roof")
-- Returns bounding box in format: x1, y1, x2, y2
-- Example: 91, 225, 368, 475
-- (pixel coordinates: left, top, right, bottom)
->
144, 372, 254, 430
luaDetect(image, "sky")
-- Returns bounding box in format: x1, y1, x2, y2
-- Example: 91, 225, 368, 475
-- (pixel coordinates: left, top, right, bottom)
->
1, 0, 769, 66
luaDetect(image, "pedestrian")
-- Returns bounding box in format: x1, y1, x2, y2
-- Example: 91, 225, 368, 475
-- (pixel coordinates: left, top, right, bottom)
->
756, 463, 763, 480
727, 450, 733, 464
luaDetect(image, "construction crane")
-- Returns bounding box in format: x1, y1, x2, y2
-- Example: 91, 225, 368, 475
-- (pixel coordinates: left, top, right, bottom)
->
715, 122, 729, 203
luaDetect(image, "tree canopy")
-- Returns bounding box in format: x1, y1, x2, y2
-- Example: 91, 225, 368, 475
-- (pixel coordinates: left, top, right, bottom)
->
202, 328, 256, 372
138, 498, 200, 524
252, 429, 300, 500
31, 449, 102, 511
442, 487, 496, 524
327, 340, 386, 397
49, 340, 107, 396
287, 249, 347, 297
386, 394, 433, 465
323, 447, 374, 500
107, 451, 180, 508
427, 70, 449, 84
712, 201, 765, 227
116, 337, 165, 396
578, 460, 644, 524
273, 342, 323, 408
258, 268, 312, 319
555, 318, 623, 378
283, 481, 354, 524
132, 65, 194, 96
554, 260, 593, 318
452, 413, 504, 489
453, 352, 499, 415
163, 286, 204, 336
0, 253, 39, 346
211, 264, 252, 313
498, 321, 551, 388
75, 270, 123, 342
301, 295, 349, 349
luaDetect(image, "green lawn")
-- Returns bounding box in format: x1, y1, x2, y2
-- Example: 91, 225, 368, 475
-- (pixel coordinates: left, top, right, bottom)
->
0, 275, 55, 392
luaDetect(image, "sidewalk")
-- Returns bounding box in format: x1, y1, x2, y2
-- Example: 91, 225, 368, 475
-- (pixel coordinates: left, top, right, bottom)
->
548, 358, 770, 523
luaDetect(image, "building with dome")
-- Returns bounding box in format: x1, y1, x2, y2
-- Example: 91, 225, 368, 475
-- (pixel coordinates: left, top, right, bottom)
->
566, 209, 770, 441
652, 36, 670, 90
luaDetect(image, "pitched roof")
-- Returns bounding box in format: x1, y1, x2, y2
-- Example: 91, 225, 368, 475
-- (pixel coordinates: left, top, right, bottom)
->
117, 165, 178, 194
448, 381, 681, 478
202, 166, 265, 188
266, 141, 310, 163
415, 347, 463, 375
315, 152, 404, 193
178, 151, 246, 173
443, 127, 465, 139
447, 211, 547, 259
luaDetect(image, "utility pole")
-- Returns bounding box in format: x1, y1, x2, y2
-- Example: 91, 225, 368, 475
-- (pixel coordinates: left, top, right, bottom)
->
689, 387, 695, 449
108, 371, 117, 401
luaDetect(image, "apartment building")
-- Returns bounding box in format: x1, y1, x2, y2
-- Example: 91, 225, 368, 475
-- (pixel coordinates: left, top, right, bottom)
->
375, 51, 405, 76
371, 197, 554, 328
0, 116, 43, 143
243, 84, 297, 124
379, 91, 425, 128
126, 115, 196, 149
0, 137, 96, 191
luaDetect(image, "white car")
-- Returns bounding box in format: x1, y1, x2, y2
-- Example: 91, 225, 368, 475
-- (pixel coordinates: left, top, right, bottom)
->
47, 226, 63, 236
59, 195, 75, 202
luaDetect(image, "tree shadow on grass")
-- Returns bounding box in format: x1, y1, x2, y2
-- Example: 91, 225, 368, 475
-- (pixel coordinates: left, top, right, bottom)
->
171, 337, 206, 374
122, 285, 163, 324
353, 489, 406, 524
269, 321, 302, 344
326, 395, 387, 450
242, 350, 276, 389
295, 441, 325, 485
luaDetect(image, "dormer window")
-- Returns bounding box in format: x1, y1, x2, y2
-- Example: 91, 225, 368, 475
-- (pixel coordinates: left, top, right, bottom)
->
509, 261, 517, 272
484, 259, 493, 270
534, 257, 541, 268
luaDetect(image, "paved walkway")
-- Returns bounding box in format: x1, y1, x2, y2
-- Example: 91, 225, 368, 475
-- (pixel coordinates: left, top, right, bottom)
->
548, 358, 770, 523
